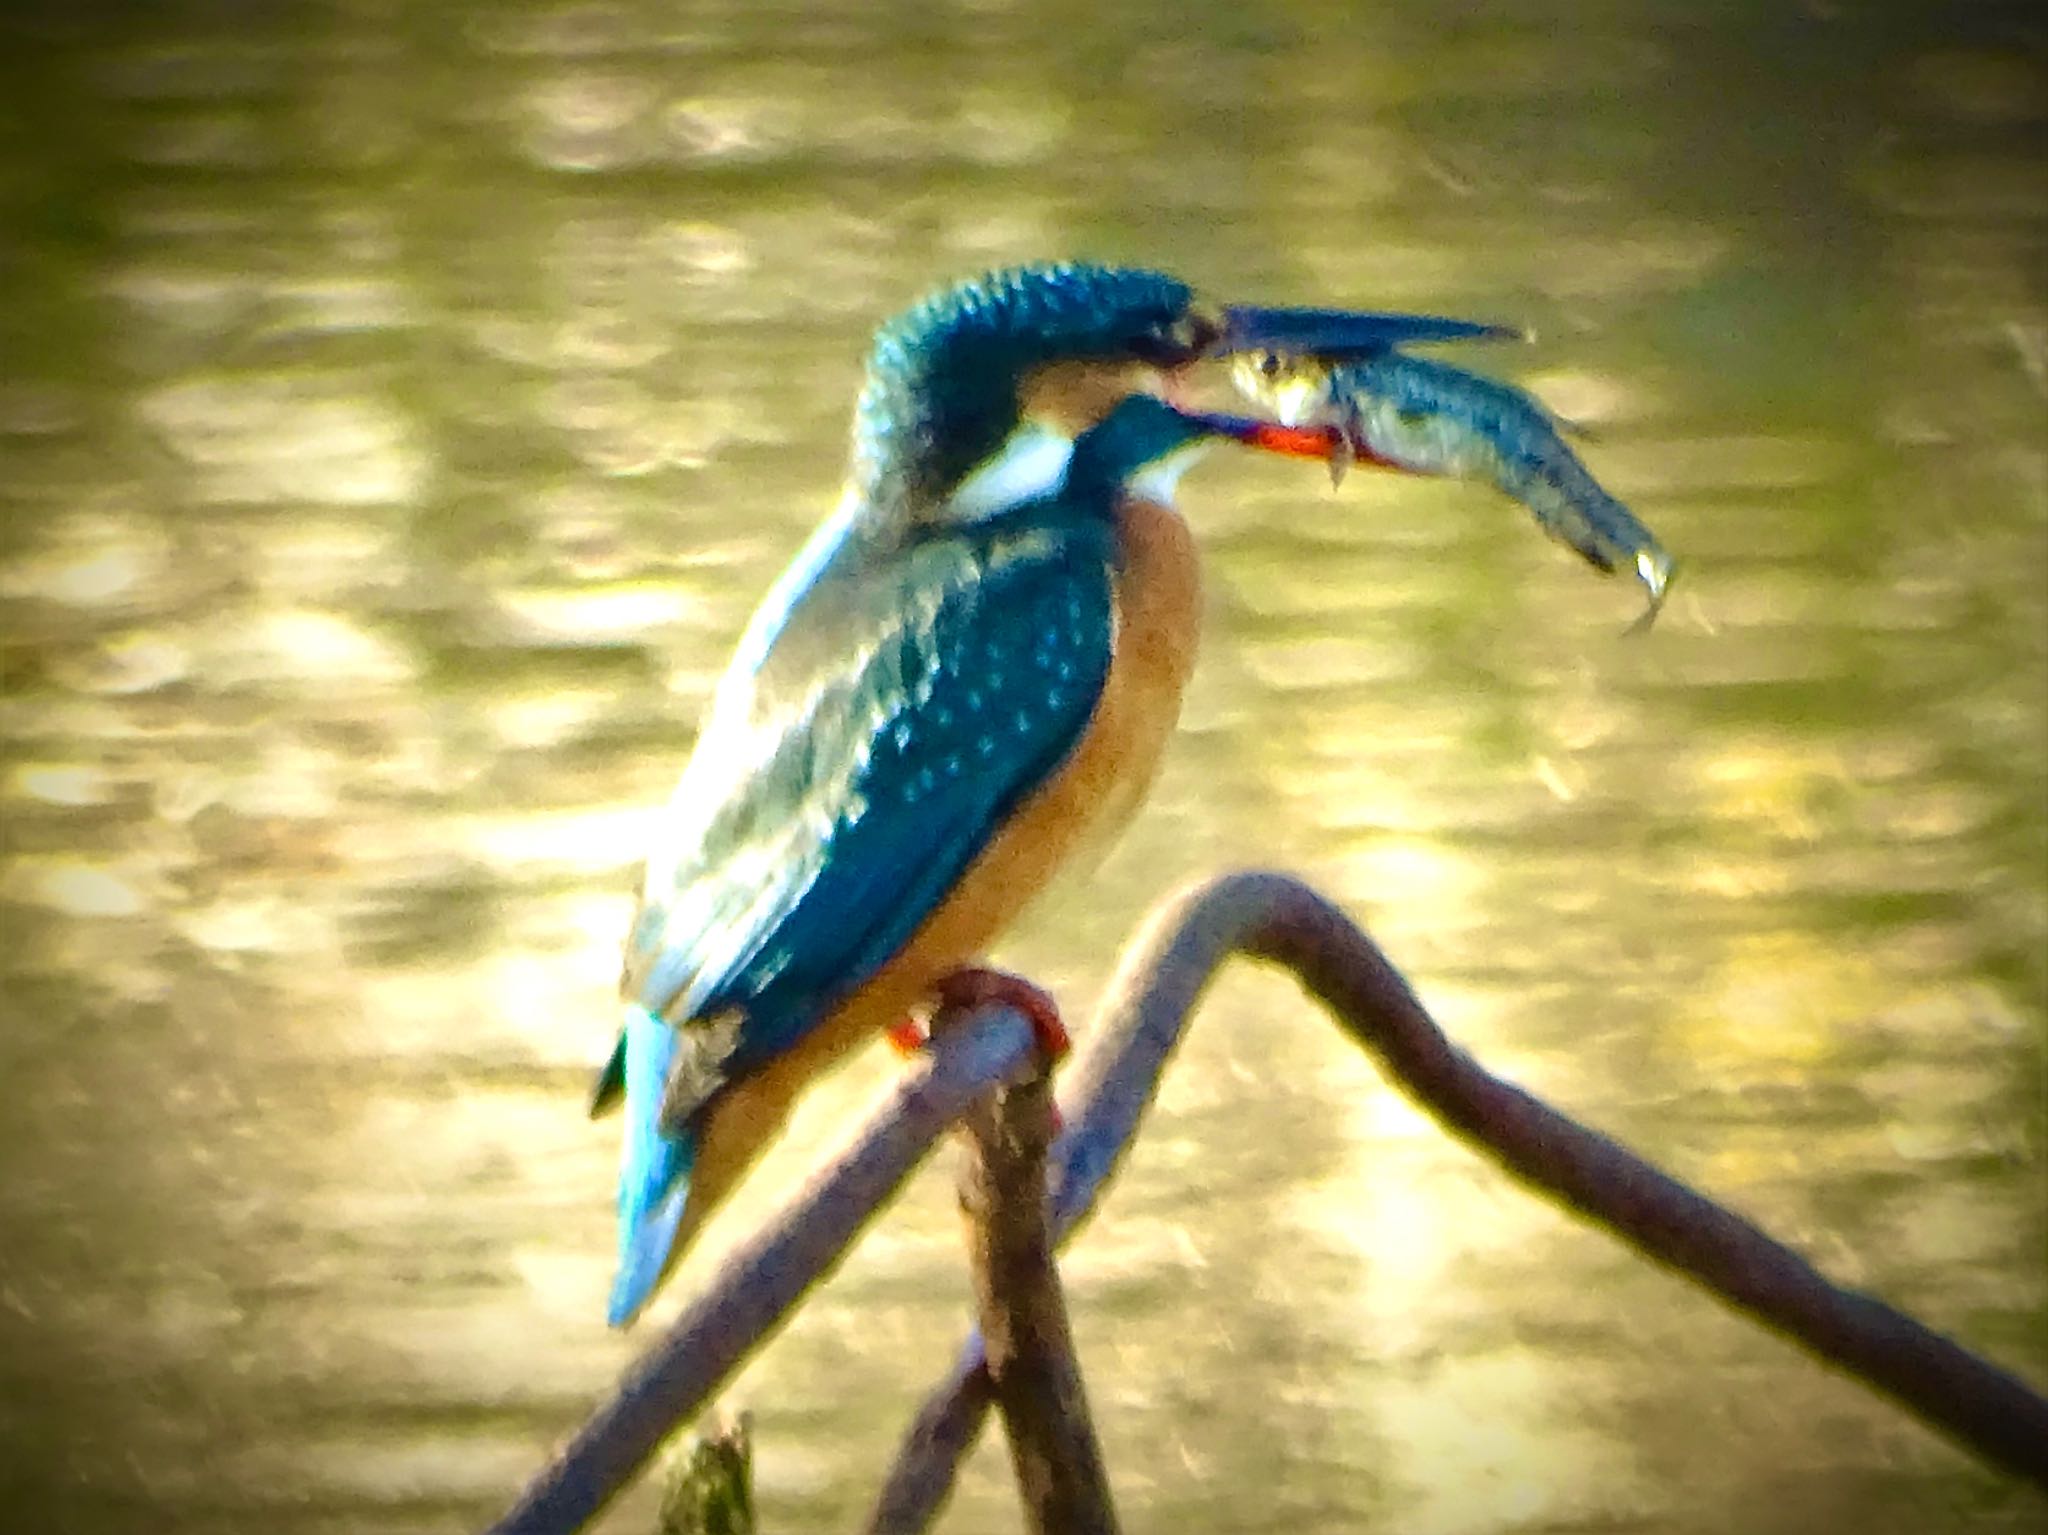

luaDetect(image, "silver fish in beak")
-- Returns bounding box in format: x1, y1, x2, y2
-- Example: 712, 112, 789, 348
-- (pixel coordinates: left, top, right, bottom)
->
1232, 347, 1677, 630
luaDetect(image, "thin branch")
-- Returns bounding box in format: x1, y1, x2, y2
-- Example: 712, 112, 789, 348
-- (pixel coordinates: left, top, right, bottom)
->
865, 870, 2048, 1531
863, 1339, 990, 1533
959, 1061, 1120, 1535
489, 1006, 1041, 1535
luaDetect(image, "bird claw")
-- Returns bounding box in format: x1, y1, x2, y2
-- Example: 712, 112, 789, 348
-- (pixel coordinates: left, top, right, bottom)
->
930, 966, 1070, 1061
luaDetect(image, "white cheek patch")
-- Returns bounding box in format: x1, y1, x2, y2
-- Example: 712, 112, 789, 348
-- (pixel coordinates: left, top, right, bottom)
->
944, 423, 1075, 523
1126, 439, 1212, 504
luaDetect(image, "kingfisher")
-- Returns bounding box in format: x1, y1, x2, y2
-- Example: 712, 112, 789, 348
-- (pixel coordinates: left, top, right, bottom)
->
592, 262, 1506, 1325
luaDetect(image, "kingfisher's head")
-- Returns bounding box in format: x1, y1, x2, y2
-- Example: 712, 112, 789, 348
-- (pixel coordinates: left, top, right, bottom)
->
850, 262, 1514, 531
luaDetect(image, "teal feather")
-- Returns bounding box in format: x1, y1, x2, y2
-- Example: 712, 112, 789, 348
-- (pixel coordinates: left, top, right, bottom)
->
853, 263, 1193, 513
608, 1003, 697, 1326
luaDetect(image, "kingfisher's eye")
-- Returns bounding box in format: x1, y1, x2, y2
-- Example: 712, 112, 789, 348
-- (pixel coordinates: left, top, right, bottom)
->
1127, 332, 1179, 365
1132, 306, 1219, 365
1175, 307, 1221, 354
1255, 351, 1282, 379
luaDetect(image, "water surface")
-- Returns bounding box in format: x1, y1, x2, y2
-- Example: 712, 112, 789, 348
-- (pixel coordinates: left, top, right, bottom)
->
1, 4, 2042, 1532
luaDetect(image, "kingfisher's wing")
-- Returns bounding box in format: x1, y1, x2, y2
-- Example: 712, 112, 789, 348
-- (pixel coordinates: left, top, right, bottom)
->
601, 515, 1116, 1116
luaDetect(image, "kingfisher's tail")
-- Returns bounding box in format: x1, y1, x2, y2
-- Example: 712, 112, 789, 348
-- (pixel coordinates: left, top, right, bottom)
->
607, 1003, 698, 1328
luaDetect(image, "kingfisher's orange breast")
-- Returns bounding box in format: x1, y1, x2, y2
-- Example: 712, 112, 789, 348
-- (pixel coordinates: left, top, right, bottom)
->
877, 491, 1202, 988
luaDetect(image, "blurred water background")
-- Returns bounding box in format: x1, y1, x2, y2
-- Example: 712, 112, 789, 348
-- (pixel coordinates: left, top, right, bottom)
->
1, 2, 2043, 1532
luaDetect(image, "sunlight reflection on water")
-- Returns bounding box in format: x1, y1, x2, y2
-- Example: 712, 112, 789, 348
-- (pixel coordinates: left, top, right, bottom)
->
0, 4, 2042, 1534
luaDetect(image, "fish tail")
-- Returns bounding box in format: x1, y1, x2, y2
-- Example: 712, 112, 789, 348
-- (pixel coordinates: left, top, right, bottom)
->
1517, 436, 1640, 572
607, 1002, 698, 1328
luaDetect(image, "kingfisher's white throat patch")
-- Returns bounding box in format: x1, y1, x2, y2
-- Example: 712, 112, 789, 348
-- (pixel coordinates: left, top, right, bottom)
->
943, 422, 1075, 523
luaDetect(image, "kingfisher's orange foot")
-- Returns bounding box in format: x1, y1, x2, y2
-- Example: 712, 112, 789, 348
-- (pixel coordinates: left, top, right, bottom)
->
931, 966, 1070, 1061
884, 1017, 929, 1055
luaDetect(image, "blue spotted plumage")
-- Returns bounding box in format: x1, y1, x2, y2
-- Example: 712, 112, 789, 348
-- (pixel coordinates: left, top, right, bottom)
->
631, 519, 1115, 1050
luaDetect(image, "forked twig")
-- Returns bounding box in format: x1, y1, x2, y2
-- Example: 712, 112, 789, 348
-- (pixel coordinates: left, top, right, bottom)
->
493, 871, 2048, 1534
864, 870, 2048, 1530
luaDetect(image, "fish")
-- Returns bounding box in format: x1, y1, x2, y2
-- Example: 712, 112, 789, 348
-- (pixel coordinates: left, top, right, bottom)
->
1230, 347, 1676, 630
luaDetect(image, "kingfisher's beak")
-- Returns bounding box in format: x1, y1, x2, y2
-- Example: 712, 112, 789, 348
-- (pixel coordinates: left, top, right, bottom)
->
1174, 405, 1429, 487
1173, 406, 1347, 463
1209, 304, 1522, 360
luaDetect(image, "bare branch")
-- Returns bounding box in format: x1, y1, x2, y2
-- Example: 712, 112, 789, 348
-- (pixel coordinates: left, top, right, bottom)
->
866, 870, 2048, 1531
959, 1060, 1120, 1535
863, 1340, 990, 1533
489, 1006, 1041, 1535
